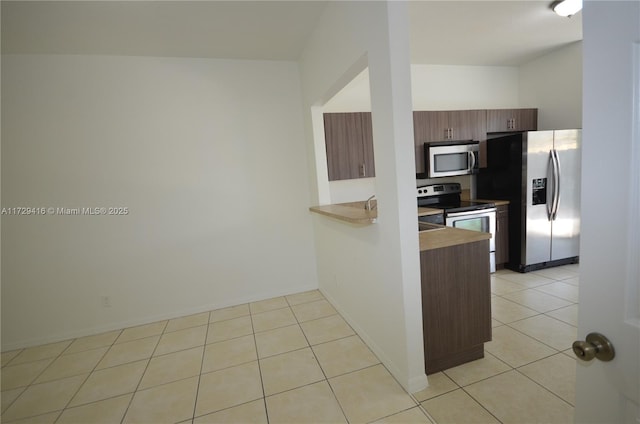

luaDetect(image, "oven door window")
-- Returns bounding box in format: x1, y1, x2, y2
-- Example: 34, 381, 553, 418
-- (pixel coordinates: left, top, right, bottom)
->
452, 216, 490, 233
434, 153, 469, 173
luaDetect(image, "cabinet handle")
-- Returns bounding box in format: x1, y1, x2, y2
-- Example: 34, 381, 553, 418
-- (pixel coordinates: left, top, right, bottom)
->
360, 163, 366, 177
445, 128, 453, 139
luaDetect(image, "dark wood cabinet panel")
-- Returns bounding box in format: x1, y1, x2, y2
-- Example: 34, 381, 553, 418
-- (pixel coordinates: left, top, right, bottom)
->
413, 111, 446, 174
324, 112, 375, 181
420, 240, 492, 374
448, 110, 487, 141
413, 110, 486, 174
486, 109, 538, 133
360, 112, 375, 179
414, 111, 450, 142
495, 204, 510, 268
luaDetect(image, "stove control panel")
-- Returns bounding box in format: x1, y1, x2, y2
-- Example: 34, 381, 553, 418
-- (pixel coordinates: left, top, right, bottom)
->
417, 182, 461, 198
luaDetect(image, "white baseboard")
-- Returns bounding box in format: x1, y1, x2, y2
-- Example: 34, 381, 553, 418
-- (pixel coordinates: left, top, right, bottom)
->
319, 288, 427, 395
2, 284, 318, 352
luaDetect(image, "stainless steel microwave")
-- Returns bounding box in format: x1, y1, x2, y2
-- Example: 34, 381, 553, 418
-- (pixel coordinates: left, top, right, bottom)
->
424, 140, 479, 178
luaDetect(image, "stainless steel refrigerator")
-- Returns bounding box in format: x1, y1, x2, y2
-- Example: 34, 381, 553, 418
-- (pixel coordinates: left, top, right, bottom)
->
477, 130, 581, 272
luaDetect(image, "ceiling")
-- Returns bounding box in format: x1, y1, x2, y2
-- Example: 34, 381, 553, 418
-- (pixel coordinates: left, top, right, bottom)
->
1, 1, 582, 66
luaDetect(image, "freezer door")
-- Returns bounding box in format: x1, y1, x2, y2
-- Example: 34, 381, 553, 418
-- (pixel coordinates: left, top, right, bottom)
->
523, 131, 554, 266
551, 129, 581, 260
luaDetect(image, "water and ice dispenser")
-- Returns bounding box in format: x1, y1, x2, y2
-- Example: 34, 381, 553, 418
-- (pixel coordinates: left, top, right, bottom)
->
532, 178, 547, 205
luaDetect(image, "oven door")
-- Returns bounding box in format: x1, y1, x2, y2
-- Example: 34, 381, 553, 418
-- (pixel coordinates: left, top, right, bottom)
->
446, 208, 496, 272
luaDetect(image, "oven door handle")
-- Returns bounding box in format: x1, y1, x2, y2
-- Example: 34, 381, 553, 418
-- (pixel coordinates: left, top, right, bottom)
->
446, 208, 496, 218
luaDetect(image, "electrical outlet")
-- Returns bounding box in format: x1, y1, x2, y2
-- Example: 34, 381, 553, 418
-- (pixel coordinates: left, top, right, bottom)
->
100, 296, 112, 308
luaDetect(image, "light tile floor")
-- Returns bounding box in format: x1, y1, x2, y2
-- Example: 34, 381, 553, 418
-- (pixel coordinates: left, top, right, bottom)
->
413, 263, 579, 424
1, 264, 579, 424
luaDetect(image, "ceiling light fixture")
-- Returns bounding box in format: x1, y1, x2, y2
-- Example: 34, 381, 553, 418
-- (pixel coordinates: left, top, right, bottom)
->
551, 0, 583, 17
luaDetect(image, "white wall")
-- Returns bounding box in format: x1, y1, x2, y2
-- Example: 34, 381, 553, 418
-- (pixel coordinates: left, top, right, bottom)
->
1, 54, 318, 349
411, 65, 520, 110
519, 41, 582, 130
324, 65, 520, 113
300, 1, 427, 393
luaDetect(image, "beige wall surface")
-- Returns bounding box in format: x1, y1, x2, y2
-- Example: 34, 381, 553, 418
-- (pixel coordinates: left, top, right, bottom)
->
1, 54, 318, 349
519, 41, 583, 130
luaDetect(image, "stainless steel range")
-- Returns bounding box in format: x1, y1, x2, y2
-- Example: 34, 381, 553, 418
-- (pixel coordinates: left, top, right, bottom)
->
417, 183, 497, 272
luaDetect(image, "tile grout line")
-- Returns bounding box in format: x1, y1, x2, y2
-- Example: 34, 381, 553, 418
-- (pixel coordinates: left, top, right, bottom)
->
284, 293, 352, 424
513, 367, 576, 408
3, 329, 124, 423
458, 384, 506, 424
189, 310, 212, 423
117, 320, 168, 424
297, 294, 424, 423
248, 301, 271, 424
501, 318, 576, 354
54, 341, 115, 423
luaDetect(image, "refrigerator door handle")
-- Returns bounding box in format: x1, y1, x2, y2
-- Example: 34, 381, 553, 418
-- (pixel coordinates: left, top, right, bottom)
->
552, 149, 562, 221
547, 151, 555, 221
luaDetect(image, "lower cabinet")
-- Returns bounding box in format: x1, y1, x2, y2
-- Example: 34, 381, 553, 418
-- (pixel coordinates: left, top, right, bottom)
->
495, 204, 510, 268
420, 240, 492, 374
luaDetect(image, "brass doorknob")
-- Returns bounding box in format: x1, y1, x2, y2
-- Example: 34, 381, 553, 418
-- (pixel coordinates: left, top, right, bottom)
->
572, 332, 615, 362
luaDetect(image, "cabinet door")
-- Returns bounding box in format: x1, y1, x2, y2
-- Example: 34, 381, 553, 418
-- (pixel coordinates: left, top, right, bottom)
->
449, 110, 488, 167
413, 111, 448, 174
447, 110, 478, 141
487, 109, 538, 133
420, 240, 491, 373
486, 109, 514, 133
495, 204, 510, 266
513, 108, 538, 131
324, 112, 375, 181
414, 111, 449, 142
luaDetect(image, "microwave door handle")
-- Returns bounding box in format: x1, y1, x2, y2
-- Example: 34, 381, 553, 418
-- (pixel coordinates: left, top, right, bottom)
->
468, 150, 476, 171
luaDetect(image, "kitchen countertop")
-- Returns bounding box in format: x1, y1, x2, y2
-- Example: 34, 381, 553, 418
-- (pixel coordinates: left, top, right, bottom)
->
310, 201, 490, 251
419, 225, 491, 251
418, 207, 444, 216
310, 200, 445, 225
460, 190, 509, 206
309, 201, 377, 224
475, 198, 510, 206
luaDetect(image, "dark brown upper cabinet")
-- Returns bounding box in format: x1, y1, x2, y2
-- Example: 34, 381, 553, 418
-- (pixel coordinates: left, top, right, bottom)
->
324, 108, 537, 180
486, 108, 538, 133
413, 110, 486, 174
324, 112, 375, 181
